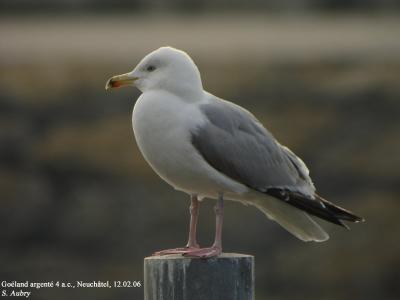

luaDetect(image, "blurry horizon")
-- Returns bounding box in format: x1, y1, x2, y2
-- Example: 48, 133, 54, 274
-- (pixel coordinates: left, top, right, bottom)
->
1, 0, 400, 14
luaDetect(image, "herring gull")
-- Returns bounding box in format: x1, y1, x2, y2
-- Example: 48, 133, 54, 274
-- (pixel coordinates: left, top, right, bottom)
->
105, 46, 364, 258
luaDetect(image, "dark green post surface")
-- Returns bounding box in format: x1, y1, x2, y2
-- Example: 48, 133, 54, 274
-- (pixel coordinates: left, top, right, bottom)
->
144, 253, 254, 300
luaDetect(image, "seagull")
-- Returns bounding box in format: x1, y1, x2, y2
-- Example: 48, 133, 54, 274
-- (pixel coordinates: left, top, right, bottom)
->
105, 46, 364, 258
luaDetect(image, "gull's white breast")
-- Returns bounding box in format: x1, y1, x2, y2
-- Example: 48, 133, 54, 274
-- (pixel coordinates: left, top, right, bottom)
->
132, 91, 247, 198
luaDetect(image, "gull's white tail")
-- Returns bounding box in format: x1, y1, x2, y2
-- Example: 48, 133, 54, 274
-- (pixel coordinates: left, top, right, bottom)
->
252, 197, 329, 242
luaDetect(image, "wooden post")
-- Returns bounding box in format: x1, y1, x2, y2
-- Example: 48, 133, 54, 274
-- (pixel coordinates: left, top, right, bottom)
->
144, 253, 254, 300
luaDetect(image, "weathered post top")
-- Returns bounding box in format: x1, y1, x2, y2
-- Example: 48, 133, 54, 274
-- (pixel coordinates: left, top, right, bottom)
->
144, 253, 255, 300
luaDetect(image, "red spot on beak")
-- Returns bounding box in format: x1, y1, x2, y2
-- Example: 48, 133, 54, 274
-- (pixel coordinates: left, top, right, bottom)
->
111, 81, 121, 88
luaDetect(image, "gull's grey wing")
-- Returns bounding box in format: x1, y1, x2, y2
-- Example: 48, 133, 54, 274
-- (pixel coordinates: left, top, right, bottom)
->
191, 97, 315, 195
191, 97, 364, 227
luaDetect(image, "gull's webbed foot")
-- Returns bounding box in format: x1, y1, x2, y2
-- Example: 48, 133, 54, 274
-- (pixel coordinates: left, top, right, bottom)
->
152, 246, 200, 256
182, 246, 222, 258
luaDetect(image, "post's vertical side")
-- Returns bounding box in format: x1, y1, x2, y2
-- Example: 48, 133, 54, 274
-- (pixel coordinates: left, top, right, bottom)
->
144, 253, 255, 300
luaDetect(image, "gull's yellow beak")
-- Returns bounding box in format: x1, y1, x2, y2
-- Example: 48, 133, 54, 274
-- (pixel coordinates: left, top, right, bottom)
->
105, 73, 138, 90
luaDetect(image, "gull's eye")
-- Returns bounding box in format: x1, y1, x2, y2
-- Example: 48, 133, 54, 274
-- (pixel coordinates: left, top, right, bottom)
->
146, 65, 156, 72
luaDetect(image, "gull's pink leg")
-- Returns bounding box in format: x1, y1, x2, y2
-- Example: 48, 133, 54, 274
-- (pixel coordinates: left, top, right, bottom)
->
186, 195, 200, 248
153, 195, 200, 256
183, 194, 224, 258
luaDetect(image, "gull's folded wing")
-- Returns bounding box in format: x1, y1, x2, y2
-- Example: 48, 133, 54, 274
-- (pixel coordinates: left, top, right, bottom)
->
191, 97, 363, 230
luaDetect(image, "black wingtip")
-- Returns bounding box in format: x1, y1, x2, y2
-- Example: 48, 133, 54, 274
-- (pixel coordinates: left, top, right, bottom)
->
314, 194, 365, 224
266, 189, 365, 229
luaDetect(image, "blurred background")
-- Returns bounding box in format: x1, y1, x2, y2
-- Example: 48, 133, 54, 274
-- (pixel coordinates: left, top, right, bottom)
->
1, 1, 400, 299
